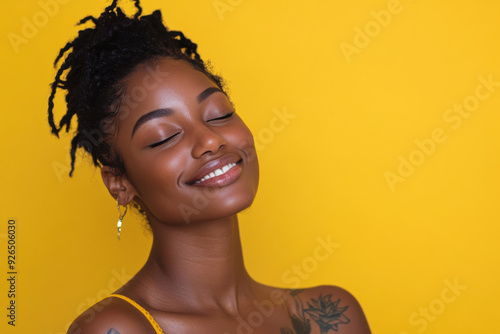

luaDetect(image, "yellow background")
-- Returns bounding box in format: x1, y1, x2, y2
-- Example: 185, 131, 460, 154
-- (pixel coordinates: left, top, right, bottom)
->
1, 0, 499, 333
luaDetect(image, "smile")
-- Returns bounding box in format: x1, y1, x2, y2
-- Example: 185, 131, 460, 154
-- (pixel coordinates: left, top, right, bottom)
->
194, 163, 237, 184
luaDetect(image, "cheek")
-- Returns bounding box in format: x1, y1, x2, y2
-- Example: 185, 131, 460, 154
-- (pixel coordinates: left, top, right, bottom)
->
129, 155, 196, 223
123, 147, 186, 206
231, 122, 259, 170
226, 122, 260, 188
227, 120, 257, 155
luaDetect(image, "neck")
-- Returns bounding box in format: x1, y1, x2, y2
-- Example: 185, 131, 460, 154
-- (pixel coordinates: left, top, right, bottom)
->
142, 215, 257, 312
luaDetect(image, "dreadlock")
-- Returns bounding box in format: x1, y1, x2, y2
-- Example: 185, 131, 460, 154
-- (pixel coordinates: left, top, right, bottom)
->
48, 0, 226, 176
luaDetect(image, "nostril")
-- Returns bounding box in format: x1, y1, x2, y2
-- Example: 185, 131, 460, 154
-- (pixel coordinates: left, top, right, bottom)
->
191, 125, 228, 158
200, 143, 225, 156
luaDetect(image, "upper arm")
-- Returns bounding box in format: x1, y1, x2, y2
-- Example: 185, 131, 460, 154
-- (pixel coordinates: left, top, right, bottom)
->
67, 297, 159, 334
326, 285, 371, 334
287, 285, 371, 334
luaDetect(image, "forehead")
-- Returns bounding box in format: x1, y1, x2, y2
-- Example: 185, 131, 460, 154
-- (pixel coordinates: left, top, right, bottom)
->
123, 57, 216, 101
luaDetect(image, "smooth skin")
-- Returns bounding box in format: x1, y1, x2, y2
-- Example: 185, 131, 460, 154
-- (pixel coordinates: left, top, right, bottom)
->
68, 58, 371, 334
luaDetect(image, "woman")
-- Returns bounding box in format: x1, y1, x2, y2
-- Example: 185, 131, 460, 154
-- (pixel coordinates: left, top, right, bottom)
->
48, 1, 371, 333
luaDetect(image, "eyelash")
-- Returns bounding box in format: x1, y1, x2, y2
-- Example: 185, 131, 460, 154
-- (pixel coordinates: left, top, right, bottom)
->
209, 111, 234, 122
149, 132, 180, 148
148, 112, 234, 148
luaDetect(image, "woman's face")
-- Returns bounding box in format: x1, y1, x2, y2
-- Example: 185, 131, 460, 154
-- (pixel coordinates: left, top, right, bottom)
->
111, 58, 259, 224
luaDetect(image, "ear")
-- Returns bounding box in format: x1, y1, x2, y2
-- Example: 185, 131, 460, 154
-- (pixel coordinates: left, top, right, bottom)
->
101, 166, 138, 205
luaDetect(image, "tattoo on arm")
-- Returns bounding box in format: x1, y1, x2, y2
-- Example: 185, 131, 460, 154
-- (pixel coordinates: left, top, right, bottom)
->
281, 290, 350, 334
107, 329, 121, 334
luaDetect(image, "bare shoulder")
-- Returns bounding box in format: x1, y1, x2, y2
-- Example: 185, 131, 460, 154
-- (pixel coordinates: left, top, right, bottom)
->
283, 285, 371, 334
67, 296, 158, 334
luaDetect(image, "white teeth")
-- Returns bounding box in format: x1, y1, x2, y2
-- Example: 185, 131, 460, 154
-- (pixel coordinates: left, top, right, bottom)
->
194, 162, 237, 184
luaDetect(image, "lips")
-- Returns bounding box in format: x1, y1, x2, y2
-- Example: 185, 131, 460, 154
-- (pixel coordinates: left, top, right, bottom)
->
194, 162, 238, 184
186, 154, 242, 186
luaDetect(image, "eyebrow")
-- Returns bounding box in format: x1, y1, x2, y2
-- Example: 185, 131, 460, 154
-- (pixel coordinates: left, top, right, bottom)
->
131, 87, 226, 138
131, 108, 173, 138
197, 86, 226, 104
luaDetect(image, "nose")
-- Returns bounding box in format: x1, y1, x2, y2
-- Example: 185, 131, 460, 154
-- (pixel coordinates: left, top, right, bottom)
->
191, 124, 227, 158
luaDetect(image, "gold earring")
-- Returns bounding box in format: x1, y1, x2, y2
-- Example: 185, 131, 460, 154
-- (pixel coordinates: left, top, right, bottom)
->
116, 199, 128, 240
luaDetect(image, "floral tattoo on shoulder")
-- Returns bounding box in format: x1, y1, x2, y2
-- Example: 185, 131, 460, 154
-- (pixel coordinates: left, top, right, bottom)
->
280, 289, 350, 334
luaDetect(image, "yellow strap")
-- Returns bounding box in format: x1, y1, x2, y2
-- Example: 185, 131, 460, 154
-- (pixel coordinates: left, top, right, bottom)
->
100, 294, 165, 334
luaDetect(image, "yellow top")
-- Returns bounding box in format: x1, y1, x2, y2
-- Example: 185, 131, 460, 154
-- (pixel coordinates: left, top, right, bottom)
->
100, 294, 165, 334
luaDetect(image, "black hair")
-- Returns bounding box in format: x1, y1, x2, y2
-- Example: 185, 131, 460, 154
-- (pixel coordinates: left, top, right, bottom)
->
47, 0, 226, 176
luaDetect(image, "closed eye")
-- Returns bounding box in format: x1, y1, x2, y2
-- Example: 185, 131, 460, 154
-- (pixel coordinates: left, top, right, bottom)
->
208, 111, 234, 122
149, 132, 180, 148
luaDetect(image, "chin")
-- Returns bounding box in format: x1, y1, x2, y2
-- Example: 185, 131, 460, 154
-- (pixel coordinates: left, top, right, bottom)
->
194, 190, 258, 224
